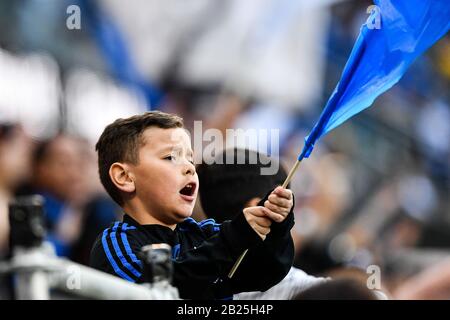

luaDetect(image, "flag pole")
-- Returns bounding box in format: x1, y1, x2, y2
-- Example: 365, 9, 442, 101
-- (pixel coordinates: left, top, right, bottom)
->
228, 158, 302, 278
281, 159, 301, 189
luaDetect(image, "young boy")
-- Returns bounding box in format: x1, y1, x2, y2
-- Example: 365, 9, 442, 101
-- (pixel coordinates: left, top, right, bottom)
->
90, 111, 295, 299
197, 148, 328, 299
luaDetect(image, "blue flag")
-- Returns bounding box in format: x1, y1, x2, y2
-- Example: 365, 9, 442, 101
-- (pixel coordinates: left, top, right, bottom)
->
298, 0, 450, 161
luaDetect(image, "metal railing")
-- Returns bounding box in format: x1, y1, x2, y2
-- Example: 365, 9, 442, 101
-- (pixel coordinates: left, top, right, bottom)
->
0, 243, 179, 300
1, 195, 179, 300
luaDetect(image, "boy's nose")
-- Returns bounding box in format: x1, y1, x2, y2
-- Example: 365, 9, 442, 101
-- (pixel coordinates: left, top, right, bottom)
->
183, 161, 196, 176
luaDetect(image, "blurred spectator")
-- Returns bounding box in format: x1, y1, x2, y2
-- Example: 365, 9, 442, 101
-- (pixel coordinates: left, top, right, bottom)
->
17, 134, 86, 256
0, 123, 32, 257
393, 258, 450, 300
17, 134, 118, 263
293, 278, 378, 300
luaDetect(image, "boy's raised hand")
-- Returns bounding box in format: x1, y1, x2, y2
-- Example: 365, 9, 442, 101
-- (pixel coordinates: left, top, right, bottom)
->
243, 187, 293, 240
243, 206, 273, 241
263, 186, 293, 223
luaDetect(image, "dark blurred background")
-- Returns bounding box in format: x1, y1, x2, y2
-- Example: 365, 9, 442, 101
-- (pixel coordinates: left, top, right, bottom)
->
0, 0, 449, 299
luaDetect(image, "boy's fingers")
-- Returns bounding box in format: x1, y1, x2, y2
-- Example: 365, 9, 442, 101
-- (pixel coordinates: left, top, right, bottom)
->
263, 207, 285, 223
254, 216, 272, 228
244, 206, 267, 217
268, 194, 291, 208
244, 203, 288, 223
253, 224, 270, 235
264, 200, 288, 215
273, 187, 293, 200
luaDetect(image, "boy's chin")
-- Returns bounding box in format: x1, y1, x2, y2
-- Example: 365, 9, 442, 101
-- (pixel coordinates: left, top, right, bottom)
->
173, 208, 193, 221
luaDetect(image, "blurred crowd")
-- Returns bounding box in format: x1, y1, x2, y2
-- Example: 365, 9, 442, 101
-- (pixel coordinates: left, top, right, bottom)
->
0, 0, 449, 299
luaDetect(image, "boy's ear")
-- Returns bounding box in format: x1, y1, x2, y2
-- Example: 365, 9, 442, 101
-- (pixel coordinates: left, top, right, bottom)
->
109, 162, 136, 194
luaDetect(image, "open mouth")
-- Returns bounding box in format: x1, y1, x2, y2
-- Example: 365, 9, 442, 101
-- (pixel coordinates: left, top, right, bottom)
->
179, 182, 196, 198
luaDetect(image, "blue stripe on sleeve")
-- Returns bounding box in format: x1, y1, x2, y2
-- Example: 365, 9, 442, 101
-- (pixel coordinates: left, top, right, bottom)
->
110, 223, 142, 278
101, 225, 135, 282
120, 223, 143, 266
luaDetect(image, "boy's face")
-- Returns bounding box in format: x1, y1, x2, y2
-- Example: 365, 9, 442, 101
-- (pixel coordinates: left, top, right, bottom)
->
129, 127, 198, 225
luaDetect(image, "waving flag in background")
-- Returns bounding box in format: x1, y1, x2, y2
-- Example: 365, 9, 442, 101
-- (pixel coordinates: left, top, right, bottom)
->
297, 0, 450, 161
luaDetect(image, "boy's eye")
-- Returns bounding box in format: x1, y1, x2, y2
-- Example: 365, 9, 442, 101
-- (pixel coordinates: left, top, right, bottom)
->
163, 153, 193, 164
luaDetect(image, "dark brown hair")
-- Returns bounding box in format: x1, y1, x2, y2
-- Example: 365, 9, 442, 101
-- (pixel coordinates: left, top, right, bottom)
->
95, 111, 184, 205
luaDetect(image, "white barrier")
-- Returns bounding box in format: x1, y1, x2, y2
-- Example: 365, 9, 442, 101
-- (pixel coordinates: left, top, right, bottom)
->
0, 244, 179, 300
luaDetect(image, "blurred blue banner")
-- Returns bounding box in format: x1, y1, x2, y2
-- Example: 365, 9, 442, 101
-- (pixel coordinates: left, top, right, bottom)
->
298, 0, 450, 160
78, 0, 164, 109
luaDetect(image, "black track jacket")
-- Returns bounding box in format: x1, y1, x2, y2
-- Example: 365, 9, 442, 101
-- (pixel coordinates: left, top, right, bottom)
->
90, 196, 294, 299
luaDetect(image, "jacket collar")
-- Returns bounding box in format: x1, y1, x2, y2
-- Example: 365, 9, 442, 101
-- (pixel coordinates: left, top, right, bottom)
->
123, 214, 177, 244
